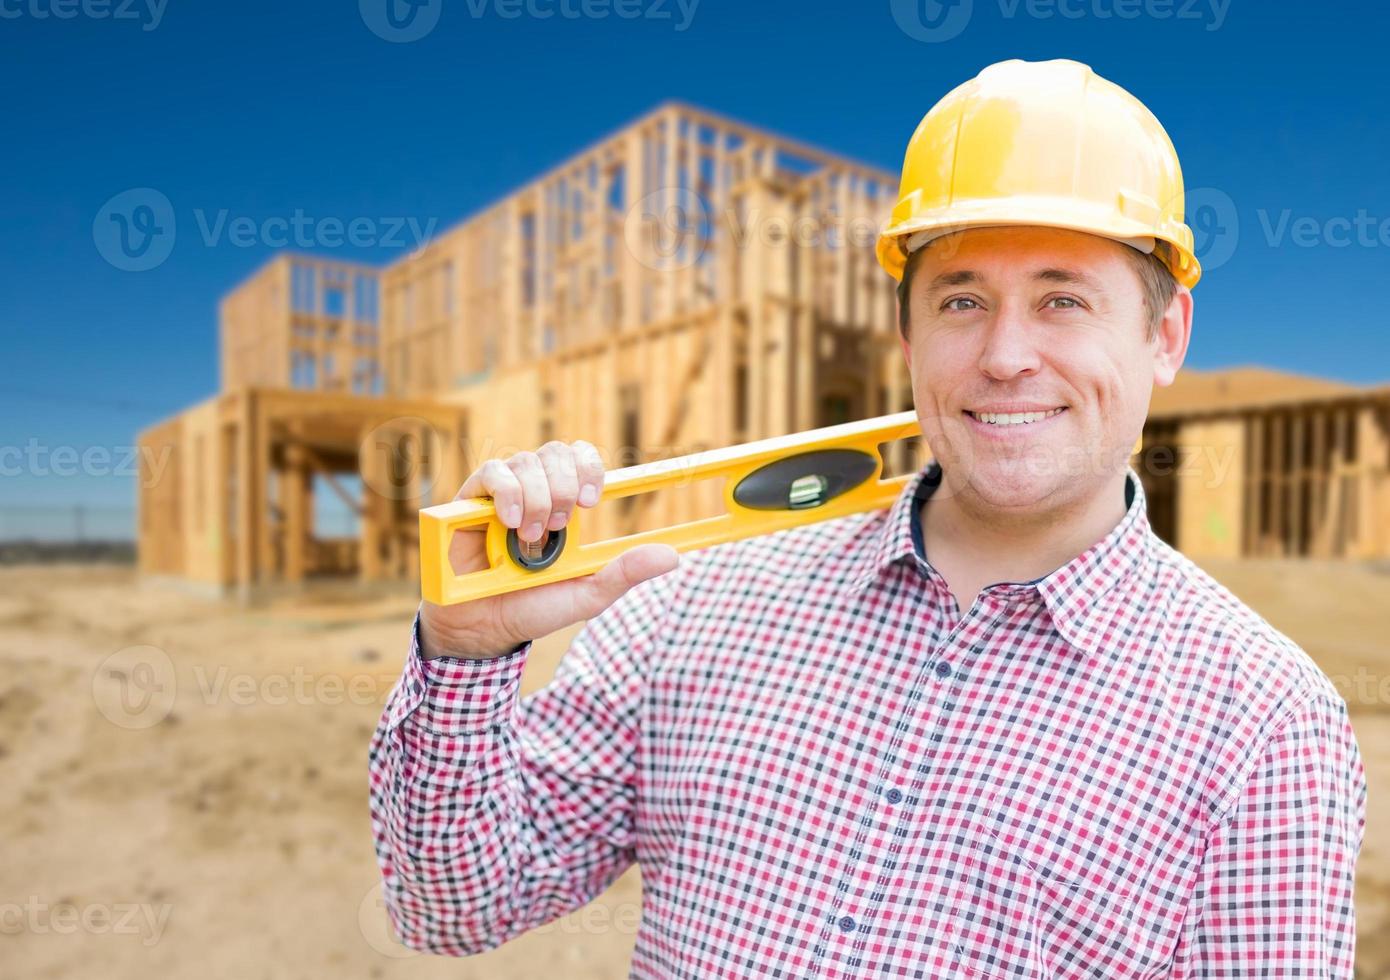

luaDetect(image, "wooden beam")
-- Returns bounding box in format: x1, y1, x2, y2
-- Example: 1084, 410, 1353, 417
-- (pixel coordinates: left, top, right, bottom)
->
1332, 408, 1352, 556
1245, 413, 1263, 556
234, 393, 255, 595
1289, 409, 1305, 556
283, 434, 308, 584
1270, 412, 1287, 556
1309, 407, 1327, 558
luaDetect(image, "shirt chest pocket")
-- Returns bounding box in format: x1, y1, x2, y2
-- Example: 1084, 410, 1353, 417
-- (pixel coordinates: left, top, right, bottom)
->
948, 778, 1190, 978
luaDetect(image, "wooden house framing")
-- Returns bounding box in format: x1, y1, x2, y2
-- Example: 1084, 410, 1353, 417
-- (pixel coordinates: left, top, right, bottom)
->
136, 105, 1390, 598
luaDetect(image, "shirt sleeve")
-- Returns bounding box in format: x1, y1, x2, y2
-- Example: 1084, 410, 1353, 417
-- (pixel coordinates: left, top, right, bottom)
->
366, 566, 684, 956
1173, 690, 1367, 977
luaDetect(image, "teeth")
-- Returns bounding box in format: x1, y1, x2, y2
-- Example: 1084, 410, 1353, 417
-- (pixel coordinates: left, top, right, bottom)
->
969, 407, 1064, 426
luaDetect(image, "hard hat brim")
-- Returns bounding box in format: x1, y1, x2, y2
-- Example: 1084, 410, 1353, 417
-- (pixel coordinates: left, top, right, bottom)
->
876, 198, 1201, 290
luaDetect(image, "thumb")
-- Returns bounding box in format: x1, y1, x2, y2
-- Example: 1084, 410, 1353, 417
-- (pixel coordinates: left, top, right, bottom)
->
573, 543, 680, 619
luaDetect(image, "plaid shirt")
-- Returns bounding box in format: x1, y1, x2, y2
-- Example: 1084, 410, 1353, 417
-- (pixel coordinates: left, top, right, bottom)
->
369, 460, 1366, 978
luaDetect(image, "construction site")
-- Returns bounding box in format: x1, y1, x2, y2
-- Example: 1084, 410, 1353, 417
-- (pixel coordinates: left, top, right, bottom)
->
134, 102, 1390, 600
4, 102, 1386, 980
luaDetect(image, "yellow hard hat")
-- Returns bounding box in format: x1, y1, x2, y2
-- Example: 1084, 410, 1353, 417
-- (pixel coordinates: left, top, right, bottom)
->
876, 59, 1201, 289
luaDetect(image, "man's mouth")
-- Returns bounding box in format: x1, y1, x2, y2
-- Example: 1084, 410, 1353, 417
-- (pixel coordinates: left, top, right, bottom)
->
963, 407, 1067, 426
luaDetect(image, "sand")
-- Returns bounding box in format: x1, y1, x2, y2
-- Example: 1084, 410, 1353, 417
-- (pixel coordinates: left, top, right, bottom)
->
1, 559, 1386, 978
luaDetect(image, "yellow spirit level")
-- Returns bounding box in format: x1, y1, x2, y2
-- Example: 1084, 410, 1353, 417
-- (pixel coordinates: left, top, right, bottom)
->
419, 410, 926, 606
420, 412, 1146, 606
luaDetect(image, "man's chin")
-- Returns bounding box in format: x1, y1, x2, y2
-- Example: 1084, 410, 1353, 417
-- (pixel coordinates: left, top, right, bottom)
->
952, 459, 1067, 512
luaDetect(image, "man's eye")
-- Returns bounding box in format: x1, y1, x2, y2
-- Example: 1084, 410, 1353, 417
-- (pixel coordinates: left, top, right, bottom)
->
942, 297, 979, 311
1045, 296, 1080, 309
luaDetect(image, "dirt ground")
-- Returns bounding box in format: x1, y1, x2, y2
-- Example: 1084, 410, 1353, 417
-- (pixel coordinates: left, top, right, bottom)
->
1, 559, 1387, 978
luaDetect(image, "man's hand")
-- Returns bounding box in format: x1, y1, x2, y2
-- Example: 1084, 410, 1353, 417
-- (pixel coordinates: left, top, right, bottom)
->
418, 439, 680, 659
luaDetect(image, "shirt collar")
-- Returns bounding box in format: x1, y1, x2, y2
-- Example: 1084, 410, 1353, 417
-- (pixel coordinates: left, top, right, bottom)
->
848, 459, 1154, 653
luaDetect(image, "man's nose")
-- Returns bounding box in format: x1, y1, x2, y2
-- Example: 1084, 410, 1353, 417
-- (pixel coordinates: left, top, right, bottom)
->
976, 304, 1042, 381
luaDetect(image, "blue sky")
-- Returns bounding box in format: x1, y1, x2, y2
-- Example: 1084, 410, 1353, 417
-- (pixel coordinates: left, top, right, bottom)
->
2, 0, 1388, 529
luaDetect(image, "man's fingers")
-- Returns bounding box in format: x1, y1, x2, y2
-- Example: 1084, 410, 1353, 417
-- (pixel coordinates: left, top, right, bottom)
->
537, 442, 581, 531
455, 440, 605, 536
572, 440, 605, 507
456, 459, 523, 525
507, 451, 552, 543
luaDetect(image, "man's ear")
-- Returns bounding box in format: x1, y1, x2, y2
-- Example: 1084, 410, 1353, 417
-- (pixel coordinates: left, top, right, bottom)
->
1152, 285, 1193, 388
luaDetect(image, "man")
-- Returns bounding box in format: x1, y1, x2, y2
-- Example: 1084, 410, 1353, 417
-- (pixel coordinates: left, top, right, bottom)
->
369, 60, 1366, 977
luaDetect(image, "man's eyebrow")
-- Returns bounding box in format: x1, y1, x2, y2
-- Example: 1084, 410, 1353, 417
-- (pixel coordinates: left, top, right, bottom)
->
1034, 267, 1103, 289
925, 269, 980, 291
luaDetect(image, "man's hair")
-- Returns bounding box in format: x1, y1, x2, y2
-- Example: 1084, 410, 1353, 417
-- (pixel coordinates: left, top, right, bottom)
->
895, 238, 1178, 344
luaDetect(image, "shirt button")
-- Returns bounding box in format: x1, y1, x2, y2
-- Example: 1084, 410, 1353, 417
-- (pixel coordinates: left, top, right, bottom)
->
838, 915, 857, 933
935, 660, 952, 679
884, 787, 903, 804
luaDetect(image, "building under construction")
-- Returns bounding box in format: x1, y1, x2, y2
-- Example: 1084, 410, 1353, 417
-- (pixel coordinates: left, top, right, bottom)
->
1143, 368, 1390, 561
136, 102, 1390, 598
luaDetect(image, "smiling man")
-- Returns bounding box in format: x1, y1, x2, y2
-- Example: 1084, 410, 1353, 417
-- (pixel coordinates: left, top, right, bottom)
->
898, 223, 1184, 618
370, 60, 1366, 978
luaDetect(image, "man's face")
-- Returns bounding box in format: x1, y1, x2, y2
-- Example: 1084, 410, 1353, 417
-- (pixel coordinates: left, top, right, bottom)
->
898, 225, 1189, 516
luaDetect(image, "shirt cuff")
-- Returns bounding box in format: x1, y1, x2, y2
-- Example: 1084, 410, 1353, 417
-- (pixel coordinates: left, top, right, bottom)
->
394, 605, 533, 736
